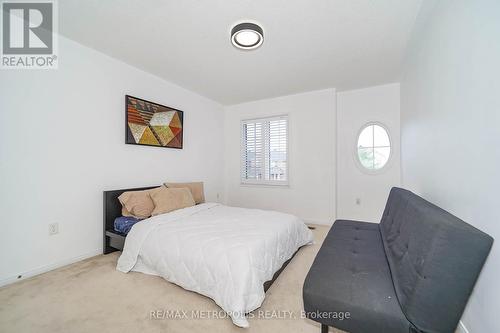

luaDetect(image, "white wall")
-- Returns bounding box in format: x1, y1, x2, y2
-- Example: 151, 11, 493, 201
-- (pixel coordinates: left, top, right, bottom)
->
224, 89, 336, 225
336, 84, 401, 222
0, 36, 225, 285
401, 0, 500, 332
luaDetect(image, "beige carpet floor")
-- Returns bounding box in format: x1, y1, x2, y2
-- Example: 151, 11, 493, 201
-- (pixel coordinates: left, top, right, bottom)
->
0, 225, 348, 333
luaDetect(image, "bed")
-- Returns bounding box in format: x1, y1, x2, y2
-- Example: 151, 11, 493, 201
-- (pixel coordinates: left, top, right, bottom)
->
103, 186, 313, 327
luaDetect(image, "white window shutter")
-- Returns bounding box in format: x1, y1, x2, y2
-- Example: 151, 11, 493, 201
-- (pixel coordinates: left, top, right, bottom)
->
241, 115, 288, 185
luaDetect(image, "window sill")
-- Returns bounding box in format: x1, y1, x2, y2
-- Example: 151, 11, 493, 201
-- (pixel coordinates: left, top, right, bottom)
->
240, 181, 289, 188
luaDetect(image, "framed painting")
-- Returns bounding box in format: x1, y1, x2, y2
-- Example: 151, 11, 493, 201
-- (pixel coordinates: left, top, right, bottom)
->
125, 95, 183, 149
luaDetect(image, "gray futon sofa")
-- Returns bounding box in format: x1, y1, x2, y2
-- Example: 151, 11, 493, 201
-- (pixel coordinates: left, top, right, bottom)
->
303, 187, 493, 333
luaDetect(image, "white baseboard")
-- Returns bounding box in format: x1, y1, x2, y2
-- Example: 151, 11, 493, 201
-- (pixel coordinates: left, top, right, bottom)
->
303, 219, 332, 226
456, 321, 470, 333
0, 249, 102, 287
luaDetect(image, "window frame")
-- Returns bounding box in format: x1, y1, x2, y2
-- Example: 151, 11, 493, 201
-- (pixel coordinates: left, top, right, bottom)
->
240, 115, 290, 187
354, 122, 393, 175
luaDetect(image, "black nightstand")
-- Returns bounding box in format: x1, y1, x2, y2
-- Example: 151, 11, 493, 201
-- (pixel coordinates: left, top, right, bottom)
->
104, 230, 126, 254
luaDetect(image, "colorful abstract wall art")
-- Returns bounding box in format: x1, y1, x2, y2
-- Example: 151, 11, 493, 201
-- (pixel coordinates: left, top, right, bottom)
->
125, 95, 183, 149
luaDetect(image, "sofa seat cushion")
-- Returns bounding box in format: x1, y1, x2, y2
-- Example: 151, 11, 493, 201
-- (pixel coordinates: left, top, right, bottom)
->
303, 220, 411, 333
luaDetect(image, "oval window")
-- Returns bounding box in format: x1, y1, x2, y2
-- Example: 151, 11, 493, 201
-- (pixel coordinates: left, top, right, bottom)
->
357, 123, 391, 171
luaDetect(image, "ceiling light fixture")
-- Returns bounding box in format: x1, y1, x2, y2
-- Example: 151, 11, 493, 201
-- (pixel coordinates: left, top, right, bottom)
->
231, 22, 264, 50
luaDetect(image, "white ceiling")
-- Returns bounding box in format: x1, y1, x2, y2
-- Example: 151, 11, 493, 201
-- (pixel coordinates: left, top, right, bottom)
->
59, 0, 422, 105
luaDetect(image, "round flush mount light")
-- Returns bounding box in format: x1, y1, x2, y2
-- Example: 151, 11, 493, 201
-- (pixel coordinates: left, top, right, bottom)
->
231, 22, 264, 50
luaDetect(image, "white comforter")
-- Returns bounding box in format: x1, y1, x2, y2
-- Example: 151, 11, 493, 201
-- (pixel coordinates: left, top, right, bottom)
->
117, 203, 313, 327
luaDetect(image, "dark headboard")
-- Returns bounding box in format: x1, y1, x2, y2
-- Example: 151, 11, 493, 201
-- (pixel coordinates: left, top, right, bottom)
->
103, 186, 158, 248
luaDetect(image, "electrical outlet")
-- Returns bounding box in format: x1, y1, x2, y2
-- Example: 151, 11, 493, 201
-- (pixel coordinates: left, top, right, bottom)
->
49, 223, 59, 235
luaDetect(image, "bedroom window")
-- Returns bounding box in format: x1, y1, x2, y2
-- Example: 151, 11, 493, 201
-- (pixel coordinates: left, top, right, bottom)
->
356, 123, 392, 173
241, 115, 288, 186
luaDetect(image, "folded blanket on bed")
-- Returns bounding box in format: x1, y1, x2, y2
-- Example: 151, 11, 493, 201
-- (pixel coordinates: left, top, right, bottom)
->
113, 216, 141, 234
117, 203, 313, 327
